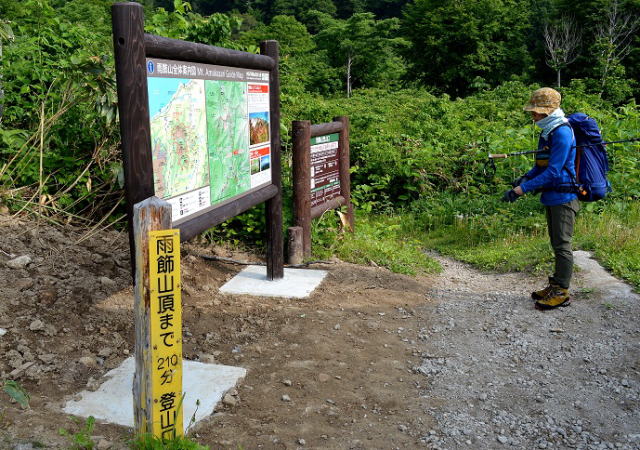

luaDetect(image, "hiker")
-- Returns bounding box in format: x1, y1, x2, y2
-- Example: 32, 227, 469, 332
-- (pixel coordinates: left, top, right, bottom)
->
503, 87, 579, 309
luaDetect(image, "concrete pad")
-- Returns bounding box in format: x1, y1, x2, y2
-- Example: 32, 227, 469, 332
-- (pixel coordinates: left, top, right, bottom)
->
574, 250, 639, 301
219, 265, 327, 298
63, 357, 246, 432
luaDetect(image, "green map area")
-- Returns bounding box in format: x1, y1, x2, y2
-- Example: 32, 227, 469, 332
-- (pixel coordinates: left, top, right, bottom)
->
205, 80, 250, 203
149, 78, 209, 199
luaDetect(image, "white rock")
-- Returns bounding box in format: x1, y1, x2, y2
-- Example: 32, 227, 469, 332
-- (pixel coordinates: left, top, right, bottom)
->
79, 356, 98, 368
281, 394, 291, 402
96, 439, 112, 450
0, 328, 6, 337
497, 436, 508, 444
6, 255, 32, 269
29, 319, 45, 331
99, 277, 116, 288
222, 394, 237, 407
198, 353, 217, 364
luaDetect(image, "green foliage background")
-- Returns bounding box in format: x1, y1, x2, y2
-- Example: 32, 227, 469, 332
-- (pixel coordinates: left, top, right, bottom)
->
0, 0, 639, 289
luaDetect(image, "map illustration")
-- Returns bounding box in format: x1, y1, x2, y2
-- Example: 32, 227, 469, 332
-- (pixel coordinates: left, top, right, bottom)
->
148, 78, 209, 199
205, 80, 250, 203
146, 58, 271, 222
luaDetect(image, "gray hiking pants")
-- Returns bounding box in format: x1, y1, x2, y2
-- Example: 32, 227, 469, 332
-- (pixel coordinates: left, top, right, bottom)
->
545, 199, 580, 289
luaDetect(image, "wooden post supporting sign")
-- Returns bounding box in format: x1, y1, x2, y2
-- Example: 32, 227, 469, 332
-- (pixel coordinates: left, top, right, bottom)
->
261, 40, 284, 280
133, 196, 183, 438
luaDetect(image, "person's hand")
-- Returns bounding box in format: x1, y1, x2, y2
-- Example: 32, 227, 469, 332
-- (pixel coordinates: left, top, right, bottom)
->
501, 189, 519, 203
513, 185, 524, 196
511, 175, 529, 188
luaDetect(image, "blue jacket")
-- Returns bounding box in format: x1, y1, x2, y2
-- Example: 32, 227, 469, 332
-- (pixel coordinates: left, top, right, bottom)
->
520, 124, 578, 206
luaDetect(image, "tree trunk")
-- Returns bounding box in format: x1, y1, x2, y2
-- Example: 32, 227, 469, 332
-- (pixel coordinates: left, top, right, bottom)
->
556, 68, 561, 88
346, 54, 352, 98
0, 41, 4, 123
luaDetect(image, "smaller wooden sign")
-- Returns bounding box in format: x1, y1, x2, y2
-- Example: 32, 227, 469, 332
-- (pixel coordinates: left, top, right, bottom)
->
292, 117, 353, 259
148, 229, 183, 439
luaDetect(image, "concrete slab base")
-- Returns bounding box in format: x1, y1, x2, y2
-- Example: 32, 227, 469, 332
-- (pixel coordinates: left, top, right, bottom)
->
574, 250, 639, 300
63, 357, 246, 432
219, 265, 327, 298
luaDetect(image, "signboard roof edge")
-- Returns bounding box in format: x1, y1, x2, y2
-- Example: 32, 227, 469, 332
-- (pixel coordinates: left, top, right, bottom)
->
144, 33, 275, 72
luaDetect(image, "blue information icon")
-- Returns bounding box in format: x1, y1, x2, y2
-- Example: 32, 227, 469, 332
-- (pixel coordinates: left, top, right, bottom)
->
147, 60, 155, 74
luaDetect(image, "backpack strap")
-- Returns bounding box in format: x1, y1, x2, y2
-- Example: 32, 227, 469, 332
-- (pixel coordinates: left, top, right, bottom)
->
539, 123, 582, 195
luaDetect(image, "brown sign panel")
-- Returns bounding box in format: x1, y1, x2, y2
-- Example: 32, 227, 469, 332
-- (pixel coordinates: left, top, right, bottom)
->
310, 133, 340, 208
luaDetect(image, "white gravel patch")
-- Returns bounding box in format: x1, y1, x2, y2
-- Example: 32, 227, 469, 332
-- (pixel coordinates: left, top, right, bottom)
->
415, 252, 640, 450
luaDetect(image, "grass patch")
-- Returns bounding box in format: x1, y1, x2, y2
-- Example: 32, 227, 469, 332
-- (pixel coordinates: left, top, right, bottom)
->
416, 195, 553, 274
416, 197, 640, 290
130, 434, 210, 449
576, 201, 640, 289
309, 196, 639, 291
311, 212, 441, 275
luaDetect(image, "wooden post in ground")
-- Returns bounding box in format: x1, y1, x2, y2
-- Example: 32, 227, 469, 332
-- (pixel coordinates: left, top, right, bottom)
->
335, 116, 354, 232
261, 40, 284, 280
111, 2, 154, 277
288, 226, 304, 265
292, 120, 312, 258
132, 196, 172, 435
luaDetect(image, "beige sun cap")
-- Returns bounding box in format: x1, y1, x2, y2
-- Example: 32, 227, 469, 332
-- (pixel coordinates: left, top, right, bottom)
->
523, 87, 561, 115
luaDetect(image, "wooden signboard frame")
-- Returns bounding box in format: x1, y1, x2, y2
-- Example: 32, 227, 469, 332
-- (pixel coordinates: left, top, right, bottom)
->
291, 116, 354, 258
112, 2, 283, 280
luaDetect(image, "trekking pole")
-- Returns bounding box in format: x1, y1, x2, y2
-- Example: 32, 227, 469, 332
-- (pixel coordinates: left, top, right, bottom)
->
487, 137, 640, 160
483, 137, 640, 178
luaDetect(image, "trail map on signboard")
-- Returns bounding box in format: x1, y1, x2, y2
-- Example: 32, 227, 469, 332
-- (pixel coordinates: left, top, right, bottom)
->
310, 133, 340, 208
146, 58, 271, 223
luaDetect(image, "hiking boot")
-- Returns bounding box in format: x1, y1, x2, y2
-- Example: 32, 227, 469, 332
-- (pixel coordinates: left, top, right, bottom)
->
535, 286, 571, 310
531, 283, 558, 300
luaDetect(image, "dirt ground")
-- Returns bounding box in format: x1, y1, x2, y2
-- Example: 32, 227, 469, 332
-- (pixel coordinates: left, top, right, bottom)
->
0, 212, 638, 449
0, 213, 437, 449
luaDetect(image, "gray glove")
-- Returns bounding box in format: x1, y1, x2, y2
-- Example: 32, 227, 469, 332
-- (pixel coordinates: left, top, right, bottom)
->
511, 175, 529, 188
501, 189, 519, 203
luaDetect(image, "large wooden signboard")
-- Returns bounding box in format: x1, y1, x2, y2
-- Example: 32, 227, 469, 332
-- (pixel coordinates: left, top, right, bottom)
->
112, 2, 283, 280
292, 117, 353, 258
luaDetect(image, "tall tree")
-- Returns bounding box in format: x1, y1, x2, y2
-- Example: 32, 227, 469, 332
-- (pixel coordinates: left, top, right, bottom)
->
0, 19, 14, 123
402, 0, 534, 95
594, 0, 639, 98
271, 0, 337, 21
314, 13, 408, 96
544, 16, 582, 87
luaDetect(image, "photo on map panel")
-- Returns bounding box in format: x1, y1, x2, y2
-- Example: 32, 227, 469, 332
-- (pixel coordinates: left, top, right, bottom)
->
260, 154, 270, 171
249, 111, 270, 146
250, 157, 261, 175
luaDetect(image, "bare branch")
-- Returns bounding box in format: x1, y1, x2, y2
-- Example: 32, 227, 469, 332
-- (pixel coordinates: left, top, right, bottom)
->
595, 0, 639, 95
597, 0, 639, 61
543, 16, 581, 87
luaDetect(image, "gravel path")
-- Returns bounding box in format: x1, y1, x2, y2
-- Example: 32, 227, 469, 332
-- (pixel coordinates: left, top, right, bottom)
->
415, 251, 640, 450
